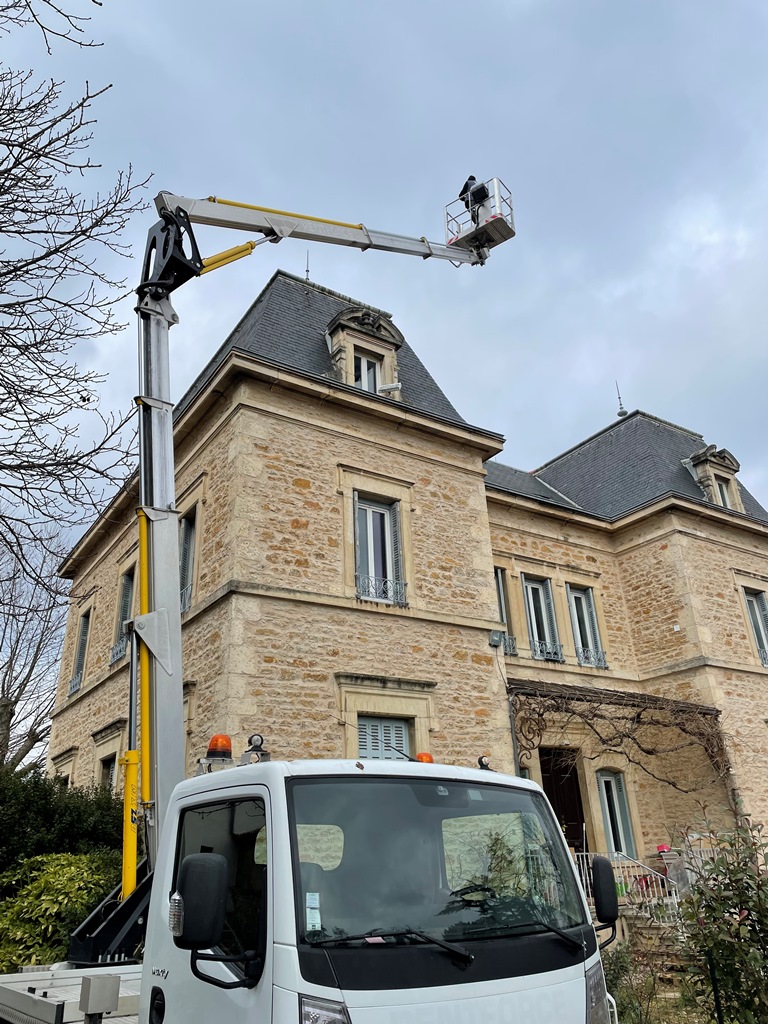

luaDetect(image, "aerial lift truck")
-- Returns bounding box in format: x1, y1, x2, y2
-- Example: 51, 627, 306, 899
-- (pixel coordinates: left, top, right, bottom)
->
0, 180, 620, 1024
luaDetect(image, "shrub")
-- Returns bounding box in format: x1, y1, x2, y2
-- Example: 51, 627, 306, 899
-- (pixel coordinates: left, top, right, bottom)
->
0, 850, 121, 972
0, 768, 122, 872
678, 818, 768, 1024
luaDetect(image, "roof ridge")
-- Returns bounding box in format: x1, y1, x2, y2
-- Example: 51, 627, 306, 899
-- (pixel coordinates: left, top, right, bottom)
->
273, 270, 393, 319
534, 409, 704, 473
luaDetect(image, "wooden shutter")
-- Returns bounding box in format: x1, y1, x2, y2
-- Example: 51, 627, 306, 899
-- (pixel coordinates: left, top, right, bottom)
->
495, 567, 508, 625
585, 588, 601, 651
543, 579, 559, 645
520, 572, 534, 645
357, 716, 410, 760
565, 583, 578, 646
353, 490, 361, 580
759, 593, 768, 646
613, 775, 637, 859
118, 570, 134, 638
75, 612, 90, 676
179, 511, 196, 589
390, 501, 404, 605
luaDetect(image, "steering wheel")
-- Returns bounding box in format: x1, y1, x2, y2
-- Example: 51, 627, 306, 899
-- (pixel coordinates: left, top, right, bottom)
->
450, 883, 497, 902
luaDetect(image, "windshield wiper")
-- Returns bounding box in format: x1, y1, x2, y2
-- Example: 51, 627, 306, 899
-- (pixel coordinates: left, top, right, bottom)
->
501, 918, 585, 954
306, 929, 474, 965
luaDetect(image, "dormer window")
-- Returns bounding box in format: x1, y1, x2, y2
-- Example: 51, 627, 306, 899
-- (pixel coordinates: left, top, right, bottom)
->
715, 476, 732, 509
354, 351, 382, 394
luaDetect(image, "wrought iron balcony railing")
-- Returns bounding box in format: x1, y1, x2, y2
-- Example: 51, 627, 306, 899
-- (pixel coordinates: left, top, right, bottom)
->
503, 633, 518, 656
110, 635, 129, 665
180, 583, 192, 613
530, 639, 564, 663
575, 645, 608, 669
67, 672, 83, 697
760, 648, 768, 668
355, 574, 406, 607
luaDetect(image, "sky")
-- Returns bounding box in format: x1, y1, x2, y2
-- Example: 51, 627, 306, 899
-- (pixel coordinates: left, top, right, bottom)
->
9, 0, 768, 504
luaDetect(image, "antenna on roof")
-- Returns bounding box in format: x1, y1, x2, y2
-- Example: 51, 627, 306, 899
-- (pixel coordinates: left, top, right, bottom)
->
615, 381, 628, 418
305, 250, 310, 282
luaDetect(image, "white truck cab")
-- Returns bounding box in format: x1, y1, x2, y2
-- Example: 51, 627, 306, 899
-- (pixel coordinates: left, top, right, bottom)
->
141, 758, 618, 1024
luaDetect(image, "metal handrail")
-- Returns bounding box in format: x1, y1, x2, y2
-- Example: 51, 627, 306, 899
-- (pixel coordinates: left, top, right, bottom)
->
575, 851, 680, 925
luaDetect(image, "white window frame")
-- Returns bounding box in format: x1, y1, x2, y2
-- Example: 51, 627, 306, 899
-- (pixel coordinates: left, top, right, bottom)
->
354, 350, 382, 394
179, 507, 197, 612
744, 588, 768, 668
566, 584, 606, 668
494, 566, 517, 655
596, 770, 636, 859
521, 574, 563, 662
357, 715, 411, 761
715, 476, 732, 508
354, 493, 405, 606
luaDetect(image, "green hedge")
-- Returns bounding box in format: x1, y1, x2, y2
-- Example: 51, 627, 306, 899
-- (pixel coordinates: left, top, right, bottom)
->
0, 768, 122, 872
0, 850, 121, 972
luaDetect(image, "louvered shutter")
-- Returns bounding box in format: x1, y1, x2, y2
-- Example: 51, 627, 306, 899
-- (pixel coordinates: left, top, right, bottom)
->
108, 757, 116, 791
543, 580, 559, 646
75, 612, 90, 676
614, 775, 636, 859
390, 501, 404, 605
495, 568, 508, 626
118, 571, 134, 638
179, 515, 195, 589
760, 593, 768, 646
353, 491, 361, 582
565, 583, 579, 646
357, 716, 410, 760
520, 573, 534, 645
586, 589, 601, 651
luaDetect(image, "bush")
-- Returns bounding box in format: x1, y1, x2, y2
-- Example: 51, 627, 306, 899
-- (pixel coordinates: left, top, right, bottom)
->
678, 818, 768, 1024
0, 768, 122, 872
0, 850, 121, 972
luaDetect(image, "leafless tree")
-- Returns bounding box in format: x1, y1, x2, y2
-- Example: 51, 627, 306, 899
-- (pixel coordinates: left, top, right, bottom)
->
0, 546, 67, 771
0, 0, 148, 582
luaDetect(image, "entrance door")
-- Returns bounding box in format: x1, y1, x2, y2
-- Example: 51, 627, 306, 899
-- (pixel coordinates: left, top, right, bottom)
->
539, 747, 588, 853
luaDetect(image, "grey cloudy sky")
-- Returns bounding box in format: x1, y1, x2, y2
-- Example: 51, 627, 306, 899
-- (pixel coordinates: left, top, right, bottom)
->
11, 0, 768, 504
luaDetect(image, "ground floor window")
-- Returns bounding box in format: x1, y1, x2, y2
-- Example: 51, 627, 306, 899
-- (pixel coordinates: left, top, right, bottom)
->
596, 770, 636, 859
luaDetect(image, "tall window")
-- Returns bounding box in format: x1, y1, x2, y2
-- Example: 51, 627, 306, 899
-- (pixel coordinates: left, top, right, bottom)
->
354, 351, 382, 393
596, 771, 636, 859
567, 585, 606, 668
68, 610, 91, 696
110, 567, 135, 664
744, 588, 768, 668
357, 716, 410, 760
494, 566, 517, 655
521, 574, 563, 661
354, 494, 405, 606
100, 754, 117, 791
179, 507, 197, 612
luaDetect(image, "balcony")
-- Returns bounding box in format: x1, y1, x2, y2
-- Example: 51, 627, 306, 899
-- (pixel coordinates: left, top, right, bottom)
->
502, 633, 518, 656
355, 574, 406, 607
67, 672, 82, 697
531, 639, 564, 663
110, 635, 128, 665
576, 646, 608, 669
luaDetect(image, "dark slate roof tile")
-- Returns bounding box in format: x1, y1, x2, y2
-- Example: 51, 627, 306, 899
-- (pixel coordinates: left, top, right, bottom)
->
484, 460, 582, 510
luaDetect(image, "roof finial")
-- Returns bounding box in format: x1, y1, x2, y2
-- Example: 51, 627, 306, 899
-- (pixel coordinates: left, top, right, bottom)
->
615, 380, 628, 418
305, 249, 310, 283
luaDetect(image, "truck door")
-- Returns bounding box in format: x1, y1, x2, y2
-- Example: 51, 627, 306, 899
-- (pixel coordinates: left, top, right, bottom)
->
144, 787, 273, 1024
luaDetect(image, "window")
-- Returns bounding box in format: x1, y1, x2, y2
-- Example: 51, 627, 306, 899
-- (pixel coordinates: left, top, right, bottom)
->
175, 798, 268, 976
179, 507, 197, 612
100, 754, 117, 791
521, 574, 563, 661
745, 589, 768, 668
354, 494, 405, 605
110, 567, 135, 665
357, 716, 411, 760
68, 610, 91, 695
715, 476, 732, 508
494, 567, 517, 655
354, 350, 382, 393
596, 771, 636, 858
567, 585, 606, 668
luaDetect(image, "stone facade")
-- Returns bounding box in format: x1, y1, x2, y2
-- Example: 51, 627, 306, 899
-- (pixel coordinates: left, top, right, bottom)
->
48, 273, 768, 877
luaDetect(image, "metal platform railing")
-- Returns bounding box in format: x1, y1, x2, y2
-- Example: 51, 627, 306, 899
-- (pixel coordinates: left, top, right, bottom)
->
576, 851, 680, 925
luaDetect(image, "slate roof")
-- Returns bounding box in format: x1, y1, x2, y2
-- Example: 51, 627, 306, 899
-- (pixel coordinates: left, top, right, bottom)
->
484, 460, 581, 511
533, 410, 768, 523
175, 270, 480, 431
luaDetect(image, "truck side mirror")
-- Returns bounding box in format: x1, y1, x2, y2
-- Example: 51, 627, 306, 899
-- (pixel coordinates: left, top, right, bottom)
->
591, 855, 619, 949
173, 853, 228, 950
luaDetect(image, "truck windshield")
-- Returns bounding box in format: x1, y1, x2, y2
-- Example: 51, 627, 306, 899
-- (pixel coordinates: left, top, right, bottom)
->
288, 776, 586, 948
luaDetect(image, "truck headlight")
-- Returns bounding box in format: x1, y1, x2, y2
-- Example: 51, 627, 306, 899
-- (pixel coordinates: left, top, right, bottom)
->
300, 995, 351, 1024
586, 960, 611, 1024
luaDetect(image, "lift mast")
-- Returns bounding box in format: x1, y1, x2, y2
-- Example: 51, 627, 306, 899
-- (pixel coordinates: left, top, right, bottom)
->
127, 181, 515, 879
